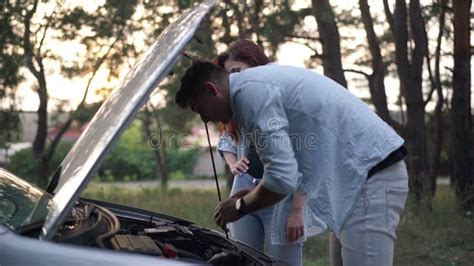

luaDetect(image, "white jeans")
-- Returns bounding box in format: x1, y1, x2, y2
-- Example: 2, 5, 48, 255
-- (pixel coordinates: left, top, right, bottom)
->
331, 160, 409, 266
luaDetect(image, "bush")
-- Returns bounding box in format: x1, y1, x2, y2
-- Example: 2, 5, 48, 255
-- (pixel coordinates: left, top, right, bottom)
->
96, 120, 156, 181
97, 143, 155, 181
6, 142, 74, 183
96, 147, 198, 182
169, 170, 186, 180
5, 148, 37, 183
6, 120, 199, 183
166, 148, 198, 176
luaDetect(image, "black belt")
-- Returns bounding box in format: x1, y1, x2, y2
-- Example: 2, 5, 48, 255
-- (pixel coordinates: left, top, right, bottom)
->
368, 146, 407, 178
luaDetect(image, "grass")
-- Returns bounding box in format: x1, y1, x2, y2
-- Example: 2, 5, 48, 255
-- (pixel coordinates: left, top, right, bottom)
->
83, 185, 222, 230
83, 184, 474, 265
394, 186, 474, 266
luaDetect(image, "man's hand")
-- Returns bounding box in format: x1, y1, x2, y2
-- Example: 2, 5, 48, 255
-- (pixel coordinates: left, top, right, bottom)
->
230, 157, 249, 176
214, 184, 287, 231
213, 198, 244, 230
286, 208, 304, 243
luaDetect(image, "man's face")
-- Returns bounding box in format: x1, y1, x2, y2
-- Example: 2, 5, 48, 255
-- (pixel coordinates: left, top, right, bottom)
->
189, 81, 232, 123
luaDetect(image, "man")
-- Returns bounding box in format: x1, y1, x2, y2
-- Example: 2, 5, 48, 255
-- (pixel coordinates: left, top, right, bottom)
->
176, 61, 408, 265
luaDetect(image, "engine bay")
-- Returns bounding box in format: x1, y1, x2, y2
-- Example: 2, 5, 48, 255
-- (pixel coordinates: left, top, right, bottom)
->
44, 200, 274, 265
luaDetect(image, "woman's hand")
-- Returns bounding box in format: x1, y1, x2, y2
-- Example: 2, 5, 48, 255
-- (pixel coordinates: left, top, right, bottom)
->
286, 191, 306, 243
230, 157, 250, 176
286, 208, 304, 243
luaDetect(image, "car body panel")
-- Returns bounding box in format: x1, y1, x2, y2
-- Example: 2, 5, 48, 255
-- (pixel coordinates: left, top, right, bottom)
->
0, 225, 195, 266
41, 0, 216, 240
0, 167, 282, 265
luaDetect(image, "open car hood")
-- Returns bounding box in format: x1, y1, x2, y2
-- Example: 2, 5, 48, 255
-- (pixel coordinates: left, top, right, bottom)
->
40, 0, 216, 240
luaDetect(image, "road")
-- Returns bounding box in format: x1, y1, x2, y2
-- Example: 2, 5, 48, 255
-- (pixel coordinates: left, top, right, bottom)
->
91, 179, 224, 190
91, 178, 450, 190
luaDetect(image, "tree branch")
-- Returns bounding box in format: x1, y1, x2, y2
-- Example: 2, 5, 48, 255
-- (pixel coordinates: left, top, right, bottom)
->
343, 68, 371, 79
283, 38, 322, 58
444, 66, 453, 73
23, 0, 41, 81
45, 34, 123, 163
37, 2, 58, 57
285, 34, 320, 41
79, 35, 122, 108
383, 0, 396, 34
423, 51, 436, 107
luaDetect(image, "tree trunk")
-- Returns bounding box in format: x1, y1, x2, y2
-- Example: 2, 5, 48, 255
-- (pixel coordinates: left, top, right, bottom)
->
235, 1, 249, 39
393, 0, 430, 206
451, 0, 473, 210
312, 0, 347, 87
427, 0, 447, 196
359, 0, 402, 130
22, 0, 49, 187
250, 0, 263, 46
142, 106, 170, 189
221, 0, 233, 45
151, 106, 170, 189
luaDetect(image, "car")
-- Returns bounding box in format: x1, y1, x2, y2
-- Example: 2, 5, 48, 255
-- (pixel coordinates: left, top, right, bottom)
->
0, 0, 282, 265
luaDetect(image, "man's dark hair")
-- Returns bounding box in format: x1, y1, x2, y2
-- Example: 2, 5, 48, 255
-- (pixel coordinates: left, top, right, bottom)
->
175, 61, 227, 109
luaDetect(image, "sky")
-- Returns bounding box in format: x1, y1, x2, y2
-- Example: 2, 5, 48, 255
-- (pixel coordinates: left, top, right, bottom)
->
15, 0, 473, 113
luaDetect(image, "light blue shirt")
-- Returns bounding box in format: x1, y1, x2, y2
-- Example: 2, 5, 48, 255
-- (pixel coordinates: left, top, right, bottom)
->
217, 129, 250, 161
229, 64, 404, 243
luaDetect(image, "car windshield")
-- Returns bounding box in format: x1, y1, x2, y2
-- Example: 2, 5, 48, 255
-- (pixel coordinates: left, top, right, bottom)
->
0, 169, 55, 231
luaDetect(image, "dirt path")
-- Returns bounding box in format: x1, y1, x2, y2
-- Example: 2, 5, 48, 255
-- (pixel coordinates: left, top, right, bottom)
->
92, 178, 450, 190
91, 179, 225, 190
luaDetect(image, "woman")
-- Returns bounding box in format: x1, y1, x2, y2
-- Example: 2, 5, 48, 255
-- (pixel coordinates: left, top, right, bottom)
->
215, 40, 313, 266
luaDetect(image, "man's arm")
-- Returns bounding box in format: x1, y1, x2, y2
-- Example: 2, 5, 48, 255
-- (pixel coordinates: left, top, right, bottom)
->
233, 81, 302, 195
240, 182, 286, 212
213, 183, 285, 229
214, 80, 301, 228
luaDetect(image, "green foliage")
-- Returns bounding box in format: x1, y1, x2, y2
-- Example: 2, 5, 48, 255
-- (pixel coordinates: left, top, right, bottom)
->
72, 102, 102, 124
49, 142, 74, 171
6, 142, 74, 183
6, 119, 199, 183
169, 170, 186, 180
0, 3, 23, 146
95, 120, 198, 181
83, 185, 228, 231
0, 111, 21, 148
394, 185, 474, 265
5, 148, 37, 183
166, 148, 198, 176
98, 120, 155, 181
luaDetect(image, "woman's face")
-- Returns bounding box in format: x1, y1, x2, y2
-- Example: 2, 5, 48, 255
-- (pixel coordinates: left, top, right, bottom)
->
224, 59, 250, 73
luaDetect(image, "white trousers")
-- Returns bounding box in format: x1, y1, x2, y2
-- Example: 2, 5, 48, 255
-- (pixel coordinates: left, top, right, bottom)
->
331, 160, 409, 266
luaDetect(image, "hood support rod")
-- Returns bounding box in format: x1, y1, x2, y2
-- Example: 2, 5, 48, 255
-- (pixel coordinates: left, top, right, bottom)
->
204, 123, 229, 239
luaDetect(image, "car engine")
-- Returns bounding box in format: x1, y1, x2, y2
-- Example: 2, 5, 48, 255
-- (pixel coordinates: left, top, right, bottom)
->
41, 200, 276, 266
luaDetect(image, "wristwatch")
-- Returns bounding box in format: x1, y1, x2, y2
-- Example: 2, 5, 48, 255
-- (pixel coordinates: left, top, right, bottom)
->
235, 198, 247, 215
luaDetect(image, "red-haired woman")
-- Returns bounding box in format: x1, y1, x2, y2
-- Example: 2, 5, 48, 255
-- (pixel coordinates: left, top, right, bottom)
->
215, 40, 324, 266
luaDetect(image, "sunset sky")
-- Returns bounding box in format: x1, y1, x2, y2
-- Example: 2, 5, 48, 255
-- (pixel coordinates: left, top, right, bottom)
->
15, 0, 472, 113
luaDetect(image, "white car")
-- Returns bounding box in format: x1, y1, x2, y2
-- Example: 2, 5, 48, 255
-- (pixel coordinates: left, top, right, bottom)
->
0, 1, 282, 265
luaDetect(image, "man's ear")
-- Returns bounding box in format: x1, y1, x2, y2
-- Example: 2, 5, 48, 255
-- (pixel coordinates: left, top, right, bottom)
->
204, 81, 218, 95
